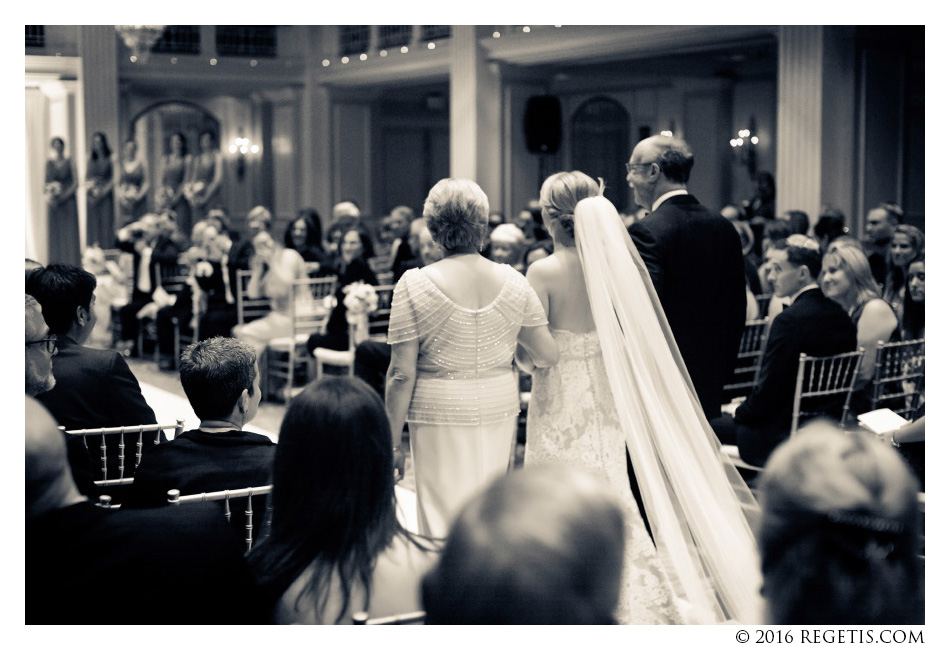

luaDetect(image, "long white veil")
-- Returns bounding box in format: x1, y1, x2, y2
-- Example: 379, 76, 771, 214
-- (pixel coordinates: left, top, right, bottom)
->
573, 195, 763, 624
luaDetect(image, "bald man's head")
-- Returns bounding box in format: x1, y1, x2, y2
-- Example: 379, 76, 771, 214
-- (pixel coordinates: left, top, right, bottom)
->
26, 397, 83, 520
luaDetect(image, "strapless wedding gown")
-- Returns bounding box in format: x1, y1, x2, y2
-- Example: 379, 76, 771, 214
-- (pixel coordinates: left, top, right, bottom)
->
525, 328, 684, 624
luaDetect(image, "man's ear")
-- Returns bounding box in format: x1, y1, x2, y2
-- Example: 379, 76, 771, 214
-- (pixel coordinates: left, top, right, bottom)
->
75, 304, 86, 325
238, 388, 250, 414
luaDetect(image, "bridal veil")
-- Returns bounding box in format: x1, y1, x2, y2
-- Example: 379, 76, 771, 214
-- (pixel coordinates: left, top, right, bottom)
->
573, 195, 763, 624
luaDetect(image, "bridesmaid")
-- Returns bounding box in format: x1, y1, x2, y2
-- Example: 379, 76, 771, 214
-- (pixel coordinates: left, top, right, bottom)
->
185, 130, 223, 221
158, 131, 193, 236
117, 139, 150, 225
44, 137, 81, 266
85, 132, 115, 248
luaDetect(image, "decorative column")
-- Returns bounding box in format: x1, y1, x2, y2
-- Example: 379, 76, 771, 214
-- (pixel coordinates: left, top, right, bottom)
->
776, 26, 856, 227
450, 26, 503, 208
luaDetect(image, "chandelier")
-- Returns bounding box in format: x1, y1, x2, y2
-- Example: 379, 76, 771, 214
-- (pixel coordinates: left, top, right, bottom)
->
115, 25, 166, 64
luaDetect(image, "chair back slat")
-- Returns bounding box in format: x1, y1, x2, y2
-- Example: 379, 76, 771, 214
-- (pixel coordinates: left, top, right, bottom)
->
65, 420, 184, 487
723, 318, 769, 399
168, 485, 273, 553
352, 610, 426, 625
791, 349, 865, 435
870, 339, 924, 419
236, 269, 272, 327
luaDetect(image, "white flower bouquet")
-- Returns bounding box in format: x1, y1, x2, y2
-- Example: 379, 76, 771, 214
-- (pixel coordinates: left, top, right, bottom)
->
44, 181, 62, 205
118, 183, 138, 206
184, 181, 206, 202
342, 281, 379, 324
158, 185, 176, 208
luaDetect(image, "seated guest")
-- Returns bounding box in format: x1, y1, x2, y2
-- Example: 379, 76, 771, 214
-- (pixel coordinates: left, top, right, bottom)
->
126, 337, 274, 515
306, 226, 378, 354
883, 224, 924, 322
524, 238, 554, 268
155, 219, 234, 369
285, 208, 330, 271
393, 216, 426, 283
232, 229, 309, 359
114, 213, 187, 356
24, 294, 96, 496
863, 203, 903, 286
779, 209, 810, 236
489, 223, 527, 273
27, 264, 159, 489
820, 244, 899, 413
386, 205, 416, 278
423, 465, 626, 624
813, 205, 849, 254
711, 236, 857, 466
249, 377, 438, 624
757, 422, 923, 624
25, 396, 266, 624
901, 255, 924, 340
355, 223, 443, 396
229, 205, 273, 272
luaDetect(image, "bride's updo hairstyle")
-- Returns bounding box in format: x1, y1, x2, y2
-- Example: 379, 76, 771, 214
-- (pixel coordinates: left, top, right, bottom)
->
539, 171, 602, 242
423, 178, 490, 254
757, 422, 922, 624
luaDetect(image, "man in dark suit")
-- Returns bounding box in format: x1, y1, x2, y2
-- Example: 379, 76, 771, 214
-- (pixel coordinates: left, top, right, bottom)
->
125, 336, 274, 538
711, 236, 857, 466
27, 264, 159, 494
626, 135, 747, 421
25, 396, 266, 624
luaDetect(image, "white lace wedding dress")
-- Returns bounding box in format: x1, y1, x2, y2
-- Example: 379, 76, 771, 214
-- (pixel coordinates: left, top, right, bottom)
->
523, 195, 764, 625
525, 329, 685, 624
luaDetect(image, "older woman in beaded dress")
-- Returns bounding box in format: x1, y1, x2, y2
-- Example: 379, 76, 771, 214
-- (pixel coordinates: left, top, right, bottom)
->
385, 178, 559, 538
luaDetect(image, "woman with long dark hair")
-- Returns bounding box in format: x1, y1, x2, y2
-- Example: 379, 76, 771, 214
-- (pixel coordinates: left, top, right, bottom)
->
85, 132, 115, 247
883, 225, 924, 322
185, 130, 223, 221
283, 208, 328, 268
250, 377, 437, 624
901, 255, 924, 340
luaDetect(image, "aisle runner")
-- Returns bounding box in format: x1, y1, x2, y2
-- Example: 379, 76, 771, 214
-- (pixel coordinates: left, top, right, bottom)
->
138, 382, 419, 533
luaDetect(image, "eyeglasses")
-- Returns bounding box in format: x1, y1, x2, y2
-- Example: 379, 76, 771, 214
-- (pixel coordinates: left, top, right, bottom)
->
26, 334, 57, 354
625, 161, 657, 174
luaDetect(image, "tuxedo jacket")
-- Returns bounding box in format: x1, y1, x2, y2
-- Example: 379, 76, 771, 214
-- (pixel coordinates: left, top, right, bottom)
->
735, 288, 857, 464
628, 194, 747, 419
36, 336, 159, 495
26, 501, 267, 624
125, 429, 276, 540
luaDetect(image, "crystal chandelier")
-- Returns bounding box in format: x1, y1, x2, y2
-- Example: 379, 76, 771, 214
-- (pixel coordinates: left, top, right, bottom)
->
115, 25, 166, 64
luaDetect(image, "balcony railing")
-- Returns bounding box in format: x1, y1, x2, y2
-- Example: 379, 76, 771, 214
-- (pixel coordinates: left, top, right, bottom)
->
215, 26, 277, 58
26, 25, 45, 48
152, 26, 201, 55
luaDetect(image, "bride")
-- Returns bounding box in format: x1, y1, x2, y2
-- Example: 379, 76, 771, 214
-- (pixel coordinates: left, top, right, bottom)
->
521, 171, 762, 624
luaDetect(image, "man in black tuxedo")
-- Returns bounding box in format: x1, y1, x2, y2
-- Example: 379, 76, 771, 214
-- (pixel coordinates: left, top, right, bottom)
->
27, 264, 159, 494
25, 396, 266, 624
711, 236, 857, 466
125, 336, 274, 539
626, 135, 747, 421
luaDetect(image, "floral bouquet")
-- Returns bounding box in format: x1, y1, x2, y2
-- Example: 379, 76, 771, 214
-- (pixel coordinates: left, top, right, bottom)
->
44, 181, 62, 204
158, 185, 176, 209
118, 182, 138, 207
184, 181, 206, 203
343, 281, 379, 344
85, 179, 100, 199
343, 281, 379, 323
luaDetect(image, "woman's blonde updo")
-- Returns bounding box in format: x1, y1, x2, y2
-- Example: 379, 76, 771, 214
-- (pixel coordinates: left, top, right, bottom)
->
539, 171, 603, 241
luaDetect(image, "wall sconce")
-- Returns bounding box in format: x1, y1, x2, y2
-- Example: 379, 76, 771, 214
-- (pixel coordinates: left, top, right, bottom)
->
730, 117, 759, 177
229, 136, 260, 182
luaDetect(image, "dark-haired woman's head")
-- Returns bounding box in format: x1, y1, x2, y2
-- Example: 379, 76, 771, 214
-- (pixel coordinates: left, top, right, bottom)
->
757, 423, 922, 625
902, 255, 924, 339
168, 131, 188, 156
252, 377, 399, 622
198, 130, 217, 150
91, 132, 111, 159
50, 137, 65, 155
284, 209, 323, 252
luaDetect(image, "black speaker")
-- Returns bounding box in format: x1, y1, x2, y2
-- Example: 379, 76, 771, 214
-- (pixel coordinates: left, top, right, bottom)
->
524, 95, 562, 154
